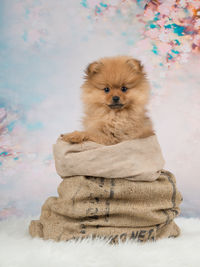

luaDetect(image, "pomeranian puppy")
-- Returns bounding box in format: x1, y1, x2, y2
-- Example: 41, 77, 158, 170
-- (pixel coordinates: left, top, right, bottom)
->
61, 56, 154, 145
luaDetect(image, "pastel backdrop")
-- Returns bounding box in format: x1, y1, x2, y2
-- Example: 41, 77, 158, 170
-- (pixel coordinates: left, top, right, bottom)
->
0, 0, 200, 219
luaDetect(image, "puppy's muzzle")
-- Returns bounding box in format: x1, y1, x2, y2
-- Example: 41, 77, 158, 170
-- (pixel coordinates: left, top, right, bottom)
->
109, 96, 124, 109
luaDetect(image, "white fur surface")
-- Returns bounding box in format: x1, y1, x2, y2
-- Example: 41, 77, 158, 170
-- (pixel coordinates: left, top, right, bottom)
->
0, 217, 200, 267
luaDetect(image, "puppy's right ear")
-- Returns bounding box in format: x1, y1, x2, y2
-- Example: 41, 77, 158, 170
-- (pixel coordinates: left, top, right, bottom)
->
84, 61, 102, 78
126, 58, 144, 73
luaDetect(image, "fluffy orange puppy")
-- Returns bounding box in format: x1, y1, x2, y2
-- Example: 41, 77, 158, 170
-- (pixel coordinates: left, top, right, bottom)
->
61, 56, 154, 145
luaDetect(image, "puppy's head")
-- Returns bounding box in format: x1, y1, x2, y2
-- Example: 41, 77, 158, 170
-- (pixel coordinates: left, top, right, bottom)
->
82, 56, 150, 114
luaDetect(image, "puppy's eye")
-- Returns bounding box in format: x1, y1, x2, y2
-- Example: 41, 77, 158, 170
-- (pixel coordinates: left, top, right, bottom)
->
104, 87, 110, 93
121, 86, 128, 92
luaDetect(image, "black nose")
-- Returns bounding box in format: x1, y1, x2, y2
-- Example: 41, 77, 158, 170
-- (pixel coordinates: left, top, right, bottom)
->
112, 96, 120, 103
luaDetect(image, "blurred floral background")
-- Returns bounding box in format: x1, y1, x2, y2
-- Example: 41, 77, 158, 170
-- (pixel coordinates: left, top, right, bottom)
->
0, 0, 200, 219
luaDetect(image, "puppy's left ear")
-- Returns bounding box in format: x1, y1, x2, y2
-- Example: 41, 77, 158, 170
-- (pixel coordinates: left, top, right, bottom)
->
84, 61, 103, 78
126, 58, 144, 73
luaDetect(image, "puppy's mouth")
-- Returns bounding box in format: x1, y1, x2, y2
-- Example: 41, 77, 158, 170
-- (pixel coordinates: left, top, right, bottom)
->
108, 103, 124, 109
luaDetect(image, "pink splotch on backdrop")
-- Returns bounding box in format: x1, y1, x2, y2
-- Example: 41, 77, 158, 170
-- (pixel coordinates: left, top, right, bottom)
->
0, 0, 200, 219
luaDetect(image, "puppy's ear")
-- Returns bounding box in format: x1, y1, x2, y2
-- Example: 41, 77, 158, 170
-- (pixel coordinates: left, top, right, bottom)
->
126, 58, 144, 73
84, 61, 103, 78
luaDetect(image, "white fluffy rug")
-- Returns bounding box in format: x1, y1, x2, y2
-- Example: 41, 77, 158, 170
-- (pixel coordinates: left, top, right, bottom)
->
0, 217, 200, 267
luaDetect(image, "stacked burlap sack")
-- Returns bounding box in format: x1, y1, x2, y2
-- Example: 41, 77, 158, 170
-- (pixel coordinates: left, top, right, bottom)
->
29, 135, 182, 243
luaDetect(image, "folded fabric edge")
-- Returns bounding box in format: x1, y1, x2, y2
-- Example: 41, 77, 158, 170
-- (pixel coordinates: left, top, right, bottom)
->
53, 135, 165, 181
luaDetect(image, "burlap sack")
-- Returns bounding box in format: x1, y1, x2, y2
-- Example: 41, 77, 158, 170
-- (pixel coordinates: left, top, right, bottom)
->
29, 135, 182, 243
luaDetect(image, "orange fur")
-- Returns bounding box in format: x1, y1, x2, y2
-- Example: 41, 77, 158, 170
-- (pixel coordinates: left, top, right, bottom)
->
62, 56, 154, 145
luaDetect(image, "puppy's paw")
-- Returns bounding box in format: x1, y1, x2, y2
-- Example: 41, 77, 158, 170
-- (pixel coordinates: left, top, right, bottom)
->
61, 131, 88, 144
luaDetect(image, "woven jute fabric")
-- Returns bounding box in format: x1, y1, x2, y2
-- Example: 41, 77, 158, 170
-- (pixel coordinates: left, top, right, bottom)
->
29, 135, 182, 243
